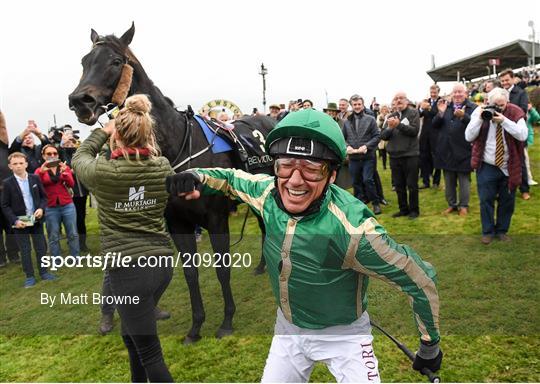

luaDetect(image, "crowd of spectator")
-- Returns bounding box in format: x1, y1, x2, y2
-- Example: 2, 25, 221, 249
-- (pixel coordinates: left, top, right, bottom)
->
260, 67, 538, 243
0, 115, 88, 287
1, 67, 538, 289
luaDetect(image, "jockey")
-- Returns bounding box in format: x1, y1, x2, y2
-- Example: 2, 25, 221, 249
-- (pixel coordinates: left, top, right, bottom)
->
166, 108, 442, 382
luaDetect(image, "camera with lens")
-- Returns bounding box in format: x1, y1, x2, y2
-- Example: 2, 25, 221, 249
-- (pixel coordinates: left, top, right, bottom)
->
481, 105, 502, 121
48, 124, 80, 144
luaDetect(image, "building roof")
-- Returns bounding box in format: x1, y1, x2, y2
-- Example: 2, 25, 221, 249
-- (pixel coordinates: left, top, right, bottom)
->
427, 40, 540, 82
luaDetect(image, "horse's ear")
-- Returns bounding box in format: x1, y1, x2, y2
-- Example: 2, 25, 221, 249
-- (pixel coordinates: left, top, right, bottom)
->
120, 22, 135, 46
90, 29, 99, 44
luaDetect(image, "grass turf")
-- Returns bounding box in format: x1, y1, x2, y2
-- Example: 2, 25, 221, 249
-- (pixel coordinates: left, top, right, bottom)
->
0, 135, 539, 382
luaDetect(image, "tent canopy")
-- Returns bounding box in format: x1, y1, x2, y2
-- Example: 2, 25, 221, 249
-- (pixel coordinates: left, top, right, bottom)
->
427, 40, 540, 82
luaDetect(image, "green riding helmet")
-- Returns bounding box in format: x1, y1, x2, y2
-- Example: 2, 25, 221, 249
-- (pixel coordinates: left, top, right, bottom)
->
266, 108, 347, 164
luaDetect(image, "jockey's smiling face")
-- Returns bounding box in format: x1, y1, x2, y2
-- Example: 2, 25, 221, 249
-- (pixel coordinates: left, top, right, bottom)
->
275, 158, 336, 214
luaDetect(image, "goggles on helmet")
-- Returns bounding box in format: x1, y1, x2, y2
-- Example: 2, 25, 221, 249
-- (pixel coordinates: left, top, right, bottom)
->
274, 157, 330, 182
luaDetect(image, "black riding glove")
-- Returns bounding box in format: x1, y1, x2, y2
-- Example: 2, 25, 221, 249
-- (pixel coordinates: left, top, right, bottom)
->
166, 171, 202, 196
412, 341, 443, 372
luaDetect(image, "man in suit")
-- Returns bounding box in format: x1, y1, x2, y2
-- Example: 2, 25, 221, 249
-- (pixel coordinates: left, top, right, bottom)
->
499, 69, 531, 200
432, 84, 477, 216
342, 95, 382, 214
418, 84, 442, 189
499, 69, 529, 113
1, 152, 56, 288
381, 91, 421, 218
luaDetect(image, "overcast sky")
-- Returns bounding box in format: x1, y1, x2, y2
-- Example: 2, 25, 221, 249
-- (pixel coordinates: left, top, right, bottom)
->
1, 0, 538, 141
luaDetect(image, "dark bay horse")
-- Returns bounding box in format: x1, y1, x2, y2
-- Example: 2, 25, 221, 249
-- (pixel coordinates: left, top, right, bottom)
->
68, 23, 274, 343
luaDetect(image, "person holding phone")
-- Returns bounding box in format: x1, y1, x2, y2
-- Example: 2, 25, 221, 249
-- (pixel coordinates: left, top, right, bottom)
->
9, 120, 50, 173
35, 144, 79, 259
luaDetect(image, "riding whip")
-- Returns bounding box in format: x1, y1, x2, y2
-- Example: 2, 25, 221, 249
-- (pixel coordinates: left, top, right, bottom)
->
370, 320, 440, 383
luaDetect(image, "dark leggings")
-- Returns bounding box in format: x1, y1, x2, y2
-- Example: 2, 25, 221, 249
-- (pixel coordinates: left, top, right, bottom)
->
109, 265, 174, 382
122, 335, 173, 382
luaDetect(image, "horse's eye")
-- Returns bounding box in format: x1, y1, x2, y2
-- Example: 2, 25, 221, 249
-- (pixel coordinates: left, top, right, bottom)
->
112, 59, 123, 67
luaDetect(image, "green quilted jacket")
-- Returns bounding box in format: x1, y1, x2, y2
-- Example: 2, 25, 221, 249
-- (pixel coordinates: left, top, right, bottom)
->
194, 167, 440, 343
72, 129, 174, 266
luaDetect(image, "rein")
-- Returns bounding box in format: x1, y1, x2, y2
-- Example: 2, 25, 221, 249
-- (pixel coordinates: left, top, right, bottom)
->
171, 118, 222, 172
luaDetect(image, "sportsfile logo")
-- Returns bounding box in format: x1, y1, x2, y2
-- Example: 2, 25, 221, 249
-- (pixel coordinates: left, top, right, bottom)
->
114, 186, 157, 211
129, 186, 145, 201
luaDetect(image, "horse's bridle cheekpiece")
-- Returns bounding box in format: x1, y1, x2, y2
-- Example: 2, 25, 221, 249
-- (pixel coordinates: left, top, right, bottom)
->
111, 64, 134, 106
92, 39, 134, 119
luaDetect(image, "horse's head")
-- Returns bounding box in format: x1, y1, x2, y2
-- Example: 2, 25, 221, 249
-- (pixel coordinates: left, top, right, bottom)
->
69, 23, 136, 125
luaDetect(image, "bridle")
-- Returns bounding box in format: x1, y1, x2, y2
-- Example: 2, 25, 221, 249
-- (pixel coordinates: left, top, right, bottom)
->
91, 40, 134, 121
89, 39, 219, 174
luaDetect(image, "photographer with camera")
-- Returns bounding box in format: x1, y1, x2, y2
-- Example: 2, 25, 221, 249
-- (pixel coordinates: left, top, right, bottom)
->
49, 124, 80, 147
58, 130, 90, 253
432, 83, 477, 217
35, 144, 80, 259
465, 87, 528, 244
9, 120, 50, 173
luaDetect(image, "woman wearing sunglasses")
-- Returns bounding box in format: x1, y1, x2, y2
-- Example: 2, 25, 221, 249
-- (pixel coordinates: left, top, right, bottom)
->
167, 108, 442, 382
35, 144, 80, 259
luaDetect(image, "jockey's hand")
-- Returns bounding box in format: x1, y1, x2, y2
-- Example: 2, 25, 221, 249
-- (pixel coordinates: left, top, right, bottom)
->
413, 342, 443, 373
166, 171, 202, 200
